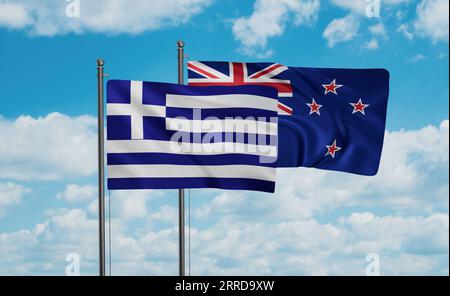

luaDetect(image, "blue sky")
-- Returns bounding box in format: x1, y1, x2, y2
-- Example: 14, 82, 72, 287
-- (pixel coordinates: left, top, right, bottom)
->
0, 0, 448, 275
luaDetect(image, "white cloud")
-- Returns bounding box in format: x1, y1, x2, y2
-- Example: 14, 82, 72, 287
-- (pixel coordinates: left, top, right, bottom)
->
330, 0, 413, 15
0, 0, 211, 36
397, 24, 414, 40
232, 0, 320, 57
1, 205, 447, 275
0, 206, 178, 275
109, 190, 157, 220
369, 23, 386, 37
0, 2, 30, 29
56, 184, 97, 203
189, 212, 448, 275
327, 1, 421, 47
150, 205, 178, 223
413, 0, 449, 43
329, 0, 366, 14
0, 113, 97, 180
322, 14, 359, 47
364, 38, 379, 50
363, 23, 386, 51
194, 120, 450, 221
0, 119, 448, 275
408, 53, 427, 63
0, 182, 30, 217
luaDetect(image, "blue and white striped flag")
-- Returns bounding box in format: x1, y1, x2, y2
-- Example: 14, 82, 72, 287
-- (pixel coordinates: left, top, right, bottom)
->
106, 80, 278, 193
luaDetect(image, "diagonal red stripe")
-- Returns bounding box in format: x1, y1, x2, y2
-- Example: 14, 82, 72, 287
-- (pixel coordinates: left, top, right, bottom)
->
250, 64, 283, 79
278, 103, 293, 115
187, 63, 219, 79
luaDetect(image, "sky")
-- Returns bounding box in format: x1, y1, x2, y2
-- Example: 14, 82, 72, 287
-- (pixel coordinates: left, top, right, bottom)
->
0, 0, 448, 275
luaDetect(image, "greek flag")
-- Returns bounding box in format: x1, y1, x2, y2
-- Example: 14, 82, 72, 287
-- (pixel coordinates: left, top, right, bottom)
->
106, 80, 278, 193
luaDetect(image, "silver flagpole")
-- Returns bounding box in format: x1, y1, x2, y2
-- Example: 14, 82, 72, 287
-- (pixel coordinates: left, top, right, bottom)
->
97, 58, 106, 276
177, 41, 186, 276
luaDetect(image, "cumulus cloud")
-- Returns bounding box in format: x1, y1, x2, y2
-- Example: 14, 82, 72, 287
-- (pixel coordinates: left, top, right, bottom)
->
232, 0, 320, 57
322, 14, 359, 47
279, 119, 449, 216
0, 118, 448, 275
0, 0, 211, 36
326, 0, 427, 48
0, 2, 31, 29
0, 207, 447, 275
0, 113, 97, 180
56, 184, 97, 203
189, 212, 448, 275
397, 24, 414, 40
364, 38, 379, 50
408, 53, 427, 63
369, 23, 387, 37
413, 0, 449, 43
0, 182, 30, 217
330, 0, 414, 15
0, 206, 178, 275
329, 0, 367, 14
107, 190, 165, 221
194, 120, 449, 221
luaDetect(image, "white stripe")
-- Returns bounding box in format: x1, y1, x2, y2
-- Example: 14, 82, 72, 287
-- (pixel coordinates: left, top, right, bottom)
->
166, 118, 277, 135
130, 81, 143, 139
248, 65, 288, 79
108, 164, 275, 181
277, 102, 293, 115
277, 109, 291, 115
107, 104, 166, 117
107, 140, 277, 157
166, 94, 277, 111
247, 64, 279, 79
187, 61, 230, 80
244, 77, 291, 83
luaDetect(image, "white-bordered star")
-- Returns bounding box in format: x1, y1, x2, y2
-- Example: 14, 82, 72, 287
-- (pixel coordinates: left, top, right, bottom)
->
322, 79, 343, 95
325, 139, 342, 158
350, 98, 370, 115
306, 98, 322, 115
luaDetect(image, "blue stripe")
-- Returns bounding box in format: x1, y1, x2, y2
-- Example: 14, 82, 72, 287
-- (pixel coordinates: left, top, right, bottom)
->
108, 177, 275, 193
107, 115, 277, 144
166, 107, 275, 119
107, 80, 131, 104
171, 132, 277, 145
107, 80, 278, 107
142, 81, 278, 100
107, 153, 277, 167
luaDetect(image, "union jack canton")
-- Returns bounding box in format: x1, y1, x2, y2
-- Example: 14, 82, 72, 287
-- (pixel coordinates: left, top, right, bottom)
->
188, 61, 294, 115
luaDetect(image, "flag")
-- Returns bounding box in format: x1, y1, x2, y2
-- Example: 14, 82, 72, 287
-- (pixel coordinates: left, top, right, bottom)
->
106, 80, 279, 193
188, 62, 389, 176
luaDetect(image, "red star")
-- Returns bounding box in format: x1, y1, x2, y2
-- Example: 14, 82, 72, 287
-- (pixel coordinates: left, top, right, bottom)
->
350, 98, 370, 115
325, 139, 341, 158
322, 79, 343, 95
306, 98, 322, 115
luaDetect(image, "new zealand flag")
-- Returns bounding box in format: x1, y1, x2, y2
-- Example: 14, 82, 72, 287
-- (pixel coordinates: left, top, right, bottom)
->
188, 62, 389, 175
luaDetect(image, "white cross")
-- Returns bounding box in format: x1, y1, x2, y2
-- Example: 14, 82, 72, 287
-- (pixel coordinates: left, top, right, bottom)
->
107, 81, 166, 139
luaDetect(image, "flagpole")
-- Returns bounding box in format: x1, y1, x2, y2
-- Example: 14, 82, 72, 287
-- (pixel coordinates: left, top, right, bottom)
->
177, 40, 186, 276
97, 58, 106, 277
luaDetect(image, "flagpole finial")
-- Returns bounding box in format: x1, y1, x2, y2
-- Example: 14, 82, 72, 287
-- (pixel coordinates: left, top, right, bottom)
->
97, 58, 105, 67
177, 40, 185, 48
